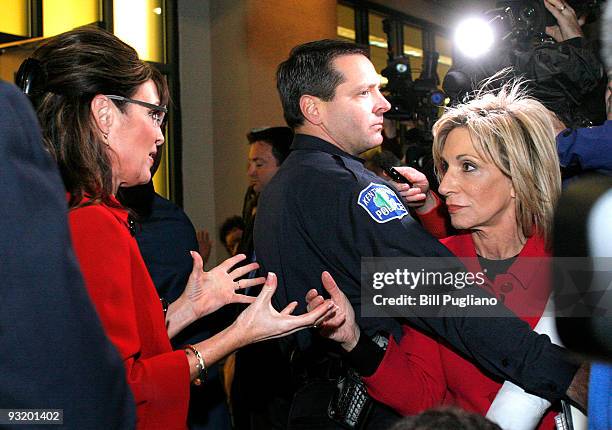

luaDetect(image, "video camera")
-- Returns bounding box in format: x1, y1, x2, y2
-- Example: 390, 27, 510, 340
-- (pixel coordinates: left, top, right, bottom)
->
486, 0, 600, 47
380, 18, 445, 137
488, 0, 559, 47
442, 0, 605, 127
379, 17, 446, 181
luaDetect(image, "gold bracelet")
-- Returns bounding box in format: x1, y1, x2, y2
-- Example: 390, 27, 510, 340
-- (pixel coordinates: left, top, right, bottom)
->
184, 344, 207, 386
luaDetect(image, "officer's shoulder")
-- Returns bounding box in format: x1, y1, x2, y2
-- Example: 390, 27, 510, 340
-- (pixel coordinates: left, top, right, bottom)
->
296, 152, 362, 186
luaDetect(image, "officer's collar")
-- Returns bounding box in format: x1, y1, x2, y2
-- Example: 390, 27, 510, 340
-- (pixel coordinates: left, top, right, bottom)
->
291, 133, 366, 164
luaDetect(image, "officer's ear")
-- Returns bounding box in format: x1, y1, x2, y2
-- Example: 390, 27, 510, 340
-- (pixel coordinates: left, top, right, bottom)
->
300, 95, 323, 125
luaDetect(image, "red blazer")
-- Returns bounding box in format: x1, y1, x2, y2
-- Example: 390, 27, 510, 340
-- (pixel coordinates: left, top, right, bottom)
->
68, 197, 190, 430
363, 231, 556, 429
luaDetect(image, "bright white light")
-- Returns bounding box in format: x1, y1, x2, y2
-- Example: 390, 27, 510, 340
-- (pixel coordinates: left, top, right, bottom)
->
454, 17, 494, 58
153, 7, 162, 15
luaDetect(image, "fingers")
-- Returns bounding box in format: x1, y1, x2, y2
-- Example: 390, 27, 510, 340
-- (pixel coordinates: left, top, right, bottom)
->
544, 0, 560, 14
319, 308, 346, 330
305, 288, 324, 312
297, 299, 335, 327
544, 0, 565, 25
313, 301, 341, 324
235, 276, 266, 290
216, 253, 247, 272
254, 298, 336, 343
544, 0, 570, 13
400, 187, 427, 203
544, 0, 583, 40
257, 272, 278, 300
196, 230, 212, 249
394, 182, 411, 190
305, 288, 319, 302
394, 166, 427, 185
189, 251, 204, 272
308, 295, 325, 307
280, 301, 298, 315
233, 295, 257, 305
400, 186, 423, 196
394, 166, 421, 179
229, 262, 260, 279
321, 271, 343, 301
544, 24, 561, 42
306, 294, 325, 312
310, 299, 346, 331
545, 4, 570, 23
197, 229, 212, 247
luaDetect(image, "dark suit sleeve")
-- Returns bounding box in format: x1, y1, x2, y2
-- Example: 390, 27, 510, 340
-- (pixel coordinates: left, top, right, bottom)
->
0, 81, 135, 429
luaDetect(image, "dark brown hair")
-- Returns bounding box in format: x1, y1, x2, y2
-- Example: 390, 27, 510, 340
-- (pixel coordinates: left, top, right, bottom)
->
32, 26, 169, 208
276, 39, 369, 129
246, 126, 293, 164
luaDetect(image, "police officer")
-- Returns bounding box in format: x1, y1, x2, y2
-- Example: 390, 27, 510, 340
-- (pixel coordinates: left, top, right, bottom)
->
254, 39, 584, 429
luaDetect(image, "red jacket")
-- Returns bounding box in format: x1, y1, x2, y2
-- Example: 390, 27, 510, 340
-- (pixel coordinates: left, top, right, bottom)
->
68, 197, 190, 429
363, 231, 556, 429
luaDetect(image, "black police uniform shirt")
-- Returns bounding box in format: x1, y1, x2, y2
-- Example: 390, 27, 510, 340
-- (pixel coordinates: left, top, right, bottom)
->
254, 133, 577, 402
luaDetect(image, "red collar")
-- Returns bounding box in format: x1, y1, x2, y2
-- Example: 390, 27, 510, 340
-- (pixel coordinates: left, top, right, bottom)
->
67, 193, 130, 227
440, 232, 549, 288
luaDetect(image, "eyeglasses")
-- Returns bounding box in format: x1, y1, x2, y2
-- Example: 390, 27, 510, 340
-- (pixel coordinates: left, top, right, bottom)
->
105, 95, 168, 127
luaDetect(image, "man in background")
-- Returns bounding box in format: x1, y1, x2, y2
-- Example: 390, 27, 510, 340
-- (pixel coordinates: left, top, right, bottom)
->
238, 126, 293, 258
219, 215, 245, 257
231, 126, 294, 430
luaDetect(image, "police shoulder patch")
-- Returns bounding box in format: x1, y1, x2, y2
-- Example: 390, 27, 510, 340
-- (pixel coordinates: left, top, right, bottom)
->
357, 183, 408, 224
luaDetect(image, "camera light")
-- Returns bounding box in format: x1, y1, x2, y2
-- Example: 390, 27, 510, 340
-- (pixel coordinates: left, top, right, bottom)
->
430, 91, 446, 106
454, 17, 494, 58
396, 63, 409, 73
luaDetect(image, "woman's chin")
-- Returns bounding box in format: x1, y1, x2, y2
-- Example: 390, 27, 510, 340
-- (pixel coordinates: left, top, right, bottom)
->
121, 175, 152, 189
139, 172, 152, 185
449, 217, 472, 232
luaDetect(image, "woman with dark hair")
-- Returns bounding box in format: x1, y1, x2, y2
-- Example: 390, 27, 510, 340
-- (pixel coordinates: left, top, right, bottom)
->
21, 27, 333, 429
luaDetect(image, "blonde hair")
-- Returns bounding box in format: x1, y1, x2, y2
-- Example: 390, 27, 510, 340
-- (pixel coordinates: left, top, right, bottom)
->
432, 79, 561, 248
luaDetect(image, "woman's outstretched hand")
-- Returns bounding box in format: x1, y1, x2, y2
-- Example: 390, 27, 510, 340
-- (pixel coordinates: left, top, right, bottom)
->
184, 252, 265, 318
233, 272, 336, 345
187, 272, 337, 378
166, 253, 265, 338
